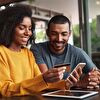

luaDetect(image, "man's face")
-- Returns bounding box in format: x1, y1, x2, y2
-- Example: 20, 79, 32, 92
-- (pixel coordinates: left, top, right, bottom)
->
47, 23, 71, 54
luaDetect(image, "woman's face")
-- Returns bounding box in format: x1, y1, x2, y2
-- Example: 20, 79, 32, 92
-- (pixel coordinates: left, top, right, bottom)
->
11, 17, 32, 48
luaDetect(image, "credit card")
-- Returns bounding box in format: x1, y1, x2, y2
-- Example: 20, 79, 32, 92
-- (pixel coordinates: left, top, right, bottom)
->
54, 63, 71, 72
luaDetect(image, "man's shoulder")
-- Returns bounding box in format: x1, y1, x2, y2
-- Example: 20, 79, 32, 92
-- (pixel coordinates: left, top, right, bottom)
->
36, 41, 48, 46
31, 41, 49, 53
68, 44, 79, 50
34, 41, 48, 49
68, 44, 83, 53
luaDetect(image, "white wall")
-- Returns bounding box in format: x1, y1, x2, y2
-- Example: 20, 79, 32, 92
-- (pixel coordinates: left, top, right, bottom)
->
21, 0, 100, 24
88, 0, 100, 19
21, 0, 100, 44
21, 0, 79, 45
23, 0, 79, 25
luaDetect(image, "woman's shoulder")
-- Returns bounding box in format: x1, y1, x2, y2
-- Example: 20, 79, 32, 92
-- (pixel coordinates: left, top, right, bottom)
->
0, 45, 5, 52
22, 46, 31, 52
22, 46, 33, 55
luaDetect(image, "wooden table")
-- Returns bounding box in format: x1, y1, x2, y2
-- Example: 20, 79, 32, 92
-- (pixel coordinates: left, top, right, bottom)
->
0, 88, 100, 100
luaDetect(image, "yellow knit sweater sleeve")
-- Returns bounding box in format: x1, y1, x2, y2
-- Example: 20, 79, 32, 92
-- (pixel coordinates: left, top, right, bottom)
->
0, 46, 48, 96
0, 45, 66, 97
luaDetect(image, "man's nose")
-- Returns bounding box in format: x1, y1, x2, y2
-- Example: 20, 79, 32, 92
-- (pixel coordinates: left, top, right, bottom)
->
57, 34, 62, 41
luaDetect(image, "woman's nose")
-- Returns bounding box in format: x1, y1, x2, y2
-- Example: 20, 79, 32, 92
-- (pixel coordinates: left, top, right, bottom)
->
25, 28, 31, 36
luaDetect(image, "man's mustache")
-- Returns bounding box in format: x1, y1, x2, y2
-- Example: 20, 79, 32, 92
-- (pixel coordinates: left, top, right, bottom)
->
54, 41, 65, 44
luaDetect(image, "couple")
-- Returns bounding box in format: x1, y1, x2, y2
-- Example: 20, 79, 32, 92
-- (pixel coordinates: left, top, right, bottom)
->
0, 4, 99, 97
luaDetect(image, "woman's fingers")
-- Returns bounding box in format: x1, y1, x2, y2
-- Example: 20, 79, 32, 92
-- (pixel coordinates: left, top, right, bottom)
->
43, 67, 66, 83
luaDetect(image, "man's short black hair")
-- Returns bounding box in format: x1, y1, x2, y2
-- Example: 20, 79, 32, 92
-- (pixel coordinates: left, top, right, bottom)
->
47, 15, 71, 31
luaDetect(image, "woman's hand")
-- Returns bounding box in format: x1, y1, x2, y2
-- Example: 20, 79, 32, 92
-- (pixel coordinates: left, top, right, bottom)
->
42, 67, 66, 83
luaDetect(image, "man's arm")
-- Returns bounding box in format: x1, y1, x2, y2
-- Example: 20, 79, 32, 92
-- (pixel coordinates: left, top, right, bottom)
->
30, 43, 48, 73
73, 68, 100, 89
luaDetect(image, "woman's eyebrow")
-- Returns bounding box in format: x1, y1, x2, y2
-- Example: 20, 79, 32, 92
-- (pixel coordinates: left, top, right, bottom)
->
19, 24, 32, 27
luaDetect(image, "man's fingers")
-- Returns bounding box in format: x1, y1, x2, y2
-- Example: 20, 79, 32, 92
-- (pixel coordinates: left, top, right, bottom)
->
89, 81, 98, 86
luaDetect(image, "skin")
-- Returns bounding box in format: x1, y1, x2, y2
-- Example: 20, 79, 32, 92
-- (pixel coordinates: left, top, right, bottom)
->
38, 23, 82, 86
9, 17, 32, 51
38, 23, 100, 88
47, 23, 82, 84
38, 23, 71, 73
47, 23, 71, 54
13, 17, 98, 88
43, 67, 66, 83
7, 17, 67, 83
77, 68, 100, 89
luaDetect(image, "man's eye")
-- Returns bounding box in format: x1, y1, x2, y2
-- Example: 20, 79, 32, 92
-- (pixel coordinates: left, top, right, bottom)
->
62, 33, 68, 36
51, 32, 57, 35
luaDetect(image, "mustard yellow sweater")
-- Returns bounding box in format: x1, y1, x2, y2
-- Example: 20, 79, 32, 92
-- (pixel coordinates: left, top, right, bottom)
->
0, 45, 65, 97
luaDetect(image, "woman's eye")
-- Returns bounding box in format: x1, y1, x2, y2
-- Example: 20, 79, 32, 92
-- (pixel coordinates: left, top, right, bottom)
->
19, 26, 24, 30
29, 28, 32, 31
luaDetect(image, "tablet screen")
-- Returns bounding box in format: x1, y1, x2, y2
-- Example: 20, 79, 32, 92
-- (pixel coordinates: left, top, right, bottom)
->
51, 90, 89, 96
42, 90, 98, 99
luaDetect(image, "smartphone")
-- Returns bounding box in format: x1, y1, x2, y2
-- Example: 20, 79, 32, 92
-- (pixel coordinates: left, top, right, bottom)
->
67, 63, 86, 79
54, 63, 71, 72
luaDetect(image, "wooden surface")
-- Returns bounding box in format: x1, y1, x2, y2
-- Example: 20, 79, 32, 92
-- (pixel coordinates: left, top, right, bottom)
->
0, 88, 100, 100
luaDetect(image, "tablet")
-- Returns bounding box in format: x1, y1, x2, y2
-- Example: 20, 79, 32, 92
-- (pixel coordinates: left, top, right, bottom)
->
42, 90, 98, 99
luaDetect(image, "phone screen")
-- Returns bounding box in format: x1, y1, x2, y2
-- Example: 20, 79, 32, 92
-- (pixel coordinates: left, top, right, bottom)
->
67, 63, 86, 79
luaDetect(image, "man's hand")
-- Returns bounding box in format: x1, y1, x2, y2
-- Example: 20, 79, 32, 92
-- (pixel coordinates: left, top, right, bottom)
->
75, 68, 100, 89
88, 69, 100, 88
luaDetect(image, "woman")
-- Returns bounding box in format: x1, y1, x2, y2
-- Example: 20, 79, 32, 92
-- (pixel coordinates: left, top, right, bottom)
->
0, 4, 81, 97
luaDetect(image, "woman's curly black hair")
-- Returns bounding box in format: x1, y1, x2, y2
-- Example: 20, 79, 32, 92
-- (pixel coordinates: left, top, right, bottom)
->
0, 4, 35, 47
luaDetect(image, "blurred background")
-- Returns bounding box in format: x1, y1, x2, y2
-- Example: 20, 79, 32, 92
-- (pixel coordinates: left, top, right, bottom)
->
0, 0, 100, 67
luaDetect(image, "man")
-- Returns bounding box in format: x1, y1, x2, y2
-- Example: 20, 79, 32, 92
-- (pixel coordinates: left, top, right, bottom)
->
31, 15, 100, 89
